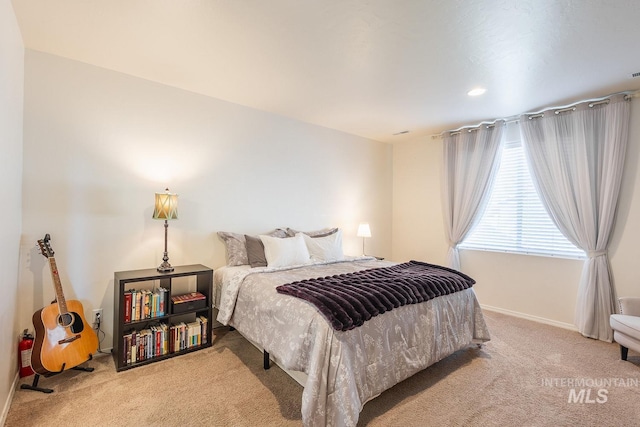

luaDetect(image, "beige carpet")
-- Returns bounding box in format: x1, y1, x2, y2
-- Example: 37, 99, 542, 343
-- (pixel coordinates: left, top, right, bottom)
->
6, 311, 640, 426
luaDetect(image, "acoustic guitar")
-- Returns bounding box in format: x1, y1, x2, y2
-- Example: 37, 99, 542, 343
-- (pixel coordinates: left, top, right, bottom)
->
31, 234, 98, 376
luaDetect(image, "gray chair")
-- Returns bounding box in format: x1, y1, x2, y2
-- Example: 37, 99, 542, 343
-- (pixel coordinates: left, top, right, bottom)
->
610, 297, 640, 361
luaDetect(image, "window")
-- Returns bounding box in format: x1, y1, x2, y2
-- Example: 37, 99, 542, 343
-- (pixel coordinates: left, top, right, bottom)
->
459, 137, 585, 259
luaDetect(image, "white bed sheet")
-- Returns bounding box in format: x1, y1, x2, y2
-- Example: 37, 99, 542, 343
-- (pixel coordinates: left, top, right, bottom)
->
215, 259, 490, 427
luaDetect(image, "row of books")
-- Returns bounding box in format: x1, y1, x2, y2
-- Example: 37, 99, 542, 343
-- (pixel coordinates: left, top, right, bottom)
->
124, 288, 169, 323
122, 316, 209, 366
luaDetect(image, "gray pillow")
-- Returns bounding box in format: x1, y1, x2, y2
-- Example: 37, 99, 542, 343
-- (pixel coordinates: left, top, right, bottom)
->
218, 228, 287, 266
285, 227, 339, 238
245, 234, 267, 267
217, 232, 248, 266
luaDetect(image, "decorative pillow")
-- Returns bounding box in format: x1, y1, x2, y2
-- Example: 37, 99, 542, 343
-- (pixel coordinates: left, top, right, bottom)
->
259, 233, 311, 268
217, 232, 248, 266
245, 234, 267, 268
285, 227, 339, 238
301, 230, 344, 262
218, 228, 287, 266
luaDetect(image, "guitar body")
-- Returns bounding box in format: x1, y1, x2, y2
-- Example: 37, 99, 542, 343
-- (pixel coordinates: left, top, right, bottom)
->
31, 299, 98, 376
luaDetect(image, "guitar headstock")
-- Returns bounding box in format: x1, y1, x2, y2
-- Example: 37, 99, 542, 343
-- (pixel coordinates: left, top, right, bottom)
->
37, 234, 55, 259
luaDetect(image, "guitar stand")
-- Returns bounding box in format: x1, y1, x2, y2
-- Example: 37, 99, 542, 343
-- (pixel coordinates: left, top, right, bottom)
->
20, 354, 94, 394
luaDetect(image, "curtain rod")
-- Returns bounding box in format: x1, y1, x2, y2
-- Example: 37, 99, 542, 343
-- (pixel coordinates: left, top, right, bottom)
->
431, 89, 640, 139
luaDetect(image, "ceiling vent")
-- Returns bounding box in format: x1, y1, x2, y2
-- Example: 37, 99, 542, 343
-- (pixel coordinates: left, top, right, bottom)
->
632, 71, 640, 78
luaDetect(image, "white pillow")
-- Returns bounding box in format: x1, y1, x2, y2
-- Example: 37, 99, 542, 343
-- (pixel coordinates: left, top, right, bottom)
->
301, 229, 344, 262
259, 233, 311, 268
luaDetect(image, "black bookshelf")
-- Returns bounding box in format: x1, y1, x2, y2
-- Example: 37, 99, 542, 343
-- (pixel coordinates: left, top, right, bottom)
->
112, 264, 213, 371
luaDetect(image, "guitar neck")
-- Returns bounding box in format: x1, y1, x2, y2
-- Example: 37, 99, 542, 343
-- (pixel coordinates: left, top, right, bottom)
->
48, 257, 68, 314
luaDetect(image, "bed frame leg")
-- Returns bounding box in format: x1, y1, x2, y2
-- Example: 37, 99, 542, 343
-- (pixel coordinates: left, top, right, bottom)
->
263, 350, 270, 370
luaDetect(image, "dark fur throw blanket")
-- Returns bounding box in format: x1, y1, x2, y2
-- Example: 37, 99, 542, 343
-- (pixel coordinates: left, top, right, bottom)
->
276, 260, 475, 331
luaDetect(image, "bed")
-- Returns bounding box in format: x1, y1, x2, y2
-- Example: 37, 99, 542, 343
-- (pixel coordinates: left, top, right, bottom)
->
214, 235, 491, 426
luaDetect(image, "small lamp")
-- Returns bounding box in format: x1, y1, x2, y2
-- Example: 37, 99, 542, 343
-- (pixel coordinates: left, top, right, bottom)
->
357, 223, 371, 256
153, 188, 178, 272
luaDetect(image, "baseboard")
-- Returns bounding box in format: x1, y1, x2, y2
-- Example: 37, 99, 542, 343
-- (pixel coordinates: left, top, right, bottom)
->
481, 304, 577, 332
1, 371, 19, 427
94, 349, 113, 358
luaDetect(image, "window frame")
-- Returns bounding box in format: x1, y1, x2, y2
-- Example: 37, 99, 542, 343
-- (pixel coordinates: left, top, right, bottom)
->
458, 134, 585, 260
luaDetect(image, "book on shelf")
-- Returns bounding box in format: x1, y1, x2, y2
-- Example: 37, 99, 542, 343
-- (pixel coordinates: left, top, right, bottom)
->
124, 291, 132, 323
123, 332, 131, 365
171, 291, 207, 314
131, 330, 137, 365
135, 292, 142, 321
125, 287, 168, 323
122, 316, 208, 365
171, 291, 206, 304
199, 315, 208, 345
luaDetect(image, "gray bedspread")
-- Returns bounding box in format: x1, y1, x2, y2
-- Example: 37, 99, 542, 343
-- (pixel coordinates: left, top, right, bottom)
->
216, 258, 490, 427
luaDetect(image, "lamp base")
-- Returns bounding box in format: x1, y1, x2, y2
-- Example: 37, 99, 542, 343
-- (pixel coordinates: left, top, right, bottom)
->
157, 220, 174, 272
157, 260, 174, 273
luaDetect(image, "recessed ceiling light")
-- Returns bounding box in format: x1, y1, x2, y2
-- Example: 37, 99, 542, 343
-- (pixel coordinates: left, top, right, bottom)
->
467, 87, 486, 97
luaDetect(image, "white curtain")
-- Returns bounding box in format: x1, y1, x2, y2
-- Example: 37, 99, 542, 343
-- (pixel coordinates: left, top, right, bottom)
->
519, 94, 631, 342
442, 125, 504, 270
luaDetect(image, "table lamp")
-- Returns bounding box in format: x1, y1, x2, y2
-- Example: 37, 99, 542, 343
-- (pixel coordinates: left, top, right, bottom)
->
357, 223, 371, 256
153, 188, 178, 272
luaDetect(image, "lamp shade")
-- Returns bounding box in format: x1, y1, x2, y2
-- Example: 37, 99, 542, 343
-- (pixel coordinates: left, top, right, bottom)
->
357, 223, 371, 238
153, 188, 178, 220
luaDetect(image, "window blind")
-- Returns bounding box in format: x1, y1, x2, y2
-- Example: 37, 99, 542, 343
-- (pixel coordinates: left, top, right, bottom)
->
459, 139, 585, 259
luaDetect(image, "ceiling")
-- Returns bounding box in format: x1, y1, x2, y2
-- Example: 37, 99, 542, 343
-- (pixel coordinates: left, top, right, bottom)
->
11, 0, 640, 143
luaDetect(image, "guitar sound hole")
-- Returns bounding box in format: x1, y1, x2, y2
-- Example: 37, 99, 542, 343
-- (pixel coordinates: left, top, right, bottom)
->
58, 312, 75, 328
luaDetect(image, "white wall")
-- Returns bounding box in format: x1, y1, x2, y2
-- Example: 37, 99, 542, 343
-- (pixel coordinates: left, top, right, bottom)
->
0, 0, 24, 422
19, 50, 393, 351
393, 98, 640, 328
392, 132, 447, 266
